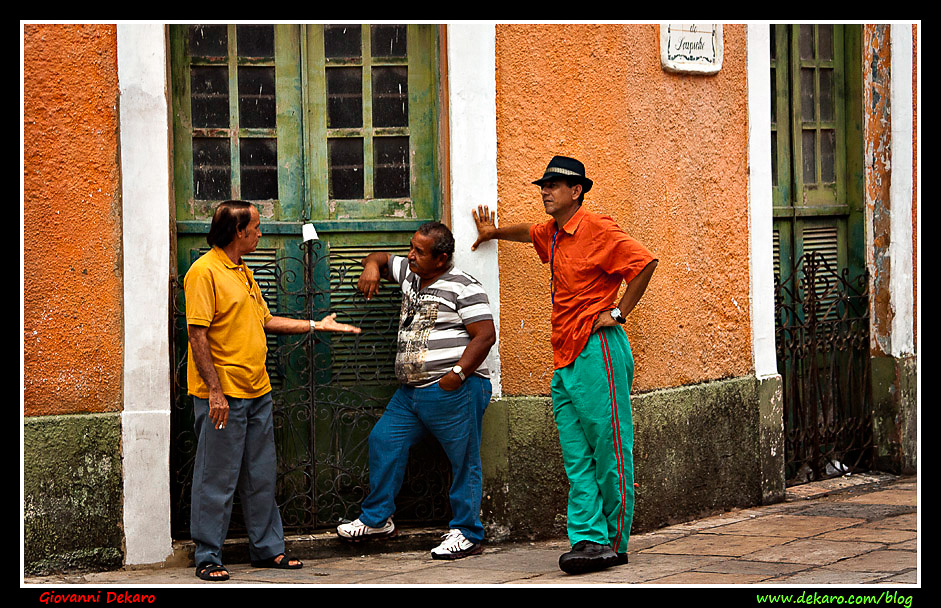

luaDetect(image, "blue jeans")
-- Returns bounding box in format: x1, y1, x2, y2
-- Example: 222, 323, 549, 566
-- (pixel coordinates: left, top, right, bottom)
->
190, 393, 285, 566
359, 375, 492, 543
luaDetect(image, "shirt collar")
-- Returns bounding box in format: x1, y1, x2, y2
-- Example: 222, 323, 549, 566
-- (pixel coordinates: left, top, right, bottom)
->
558, 204, 587, 235
212, 245, 243, 269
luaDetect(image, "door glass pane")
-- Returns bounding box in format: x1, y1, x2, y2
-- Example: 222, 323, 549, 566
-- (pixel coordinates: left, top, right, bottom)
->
189, 24, 227, 58
819, 68, 834, 122
193, 138, 231, 200
236, 25, 274, 58
818, 25, 833, 61
800, 68, 816, 122
770, 67, 777, 125
240, 138, 278, 200
328, 138, 364, 199
372, 66, 408, 128
371, 24, 407, 58
326, 67, 363, 128
191, 67, 229, 129
821, 129, 836, 183
324, 24, 362, 59
238, 66, 276, 128
771, 131, 778, 187
374, 136, 409, 198
802, 130, 816, 184
799, 24, 815, 60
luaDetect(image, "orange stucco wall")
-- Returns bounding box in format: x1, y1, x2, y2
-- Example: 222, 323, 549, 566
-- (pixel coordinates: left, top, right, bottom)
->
23, 24, 124, 416
494, 24, 753, 395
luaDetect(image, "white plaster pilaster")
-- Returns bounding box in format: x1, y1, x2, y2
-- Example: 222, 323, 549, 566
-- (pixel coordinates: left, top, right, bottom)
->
746, 24, 779, 380
117, 23, 174, 566
888, 23, 916, 358
446, 24, 502, 397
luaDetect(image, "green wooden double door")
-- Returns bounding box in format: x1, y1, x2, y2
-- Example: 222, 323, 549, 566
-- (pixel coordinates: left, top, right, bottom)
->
769, 25, 872, 482
168, 24, 452, 534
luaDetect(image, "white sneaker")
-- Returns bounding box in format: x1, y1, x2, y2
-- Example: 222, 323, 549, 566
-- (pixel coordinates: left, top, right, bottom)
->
430, 529, 482, 560
336, 518, 396, 541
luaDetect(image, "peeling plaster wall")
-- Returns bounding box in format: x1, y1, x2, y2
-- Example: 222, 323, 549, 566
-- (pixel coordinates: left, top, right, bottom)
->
494, 24, 753, 395
23, 24, 124, 416
863, 24, 893, 357
864, 23, 918, 359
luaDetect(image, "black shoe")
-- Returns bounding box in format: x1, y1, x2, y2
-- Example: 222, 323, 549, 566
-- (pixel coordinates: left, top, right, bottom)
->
616, 552, 629, 565
558, 540, 619, 574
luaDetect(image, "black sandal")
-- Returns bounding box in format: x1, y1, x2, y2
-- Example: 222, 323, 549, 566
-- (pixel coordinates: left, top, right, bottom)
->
196, 562, 230, 581
250, 554, 303, 569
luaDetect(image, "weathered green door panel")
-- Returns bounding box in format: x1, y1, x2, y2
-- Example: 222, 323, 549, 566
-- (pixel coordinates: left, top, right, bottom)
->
771, 24, 865, 285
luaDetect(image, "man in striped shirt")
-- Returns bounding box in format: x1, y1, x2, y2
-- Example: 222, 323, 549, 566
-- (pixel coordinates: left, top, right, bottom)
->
337, 222, 496, 560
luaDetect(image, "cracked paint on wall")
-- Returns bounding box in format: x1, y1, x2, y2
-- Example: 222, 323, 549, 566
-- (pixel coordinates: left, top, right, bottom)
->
863, 24, 894, 357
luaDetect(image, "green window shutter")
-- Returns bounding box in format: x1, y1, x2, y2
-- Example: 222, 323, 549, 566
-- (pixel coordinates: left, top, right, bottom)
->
770, 25, 857, 282
789, 24, 845, 210
171, 25, 305, 223
304, 24, 441, 225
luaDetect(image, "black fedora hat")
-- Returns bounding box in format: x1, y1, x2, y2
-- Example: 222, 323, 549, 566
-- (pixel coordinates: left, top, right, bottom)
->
532, 156, 593, 193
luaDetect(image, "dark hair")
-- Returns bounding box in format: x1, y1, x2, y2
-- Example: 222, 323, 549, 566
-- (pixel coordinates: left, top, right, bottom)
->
417, 221, 455, 260
207, 200, 255, 248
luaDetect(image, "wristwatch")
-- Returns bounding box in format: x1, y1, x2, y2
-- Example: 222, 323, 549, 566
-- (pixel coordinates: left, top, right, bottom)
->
451, 365, 466, 382
610, 307, 626, 324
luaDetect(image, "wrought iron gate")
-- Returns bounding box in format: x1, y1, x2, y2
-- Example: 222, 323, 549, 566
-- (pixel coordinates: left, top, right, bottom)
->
774, 251, 874, 485
169, 240, 453, 537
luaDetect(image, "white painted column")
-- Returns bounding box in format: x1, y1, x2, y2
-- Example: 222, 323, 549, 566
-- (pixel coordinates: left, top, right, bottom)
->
446, 24, 502, 397
746, 24, 779, 380
888, 23, 916, 358
117, 23, 174, 566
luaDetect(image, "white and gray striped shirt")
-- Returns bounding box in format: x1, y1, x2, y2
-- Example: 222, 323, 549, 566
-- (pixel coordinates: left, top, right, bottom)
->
389, 255, 493, 387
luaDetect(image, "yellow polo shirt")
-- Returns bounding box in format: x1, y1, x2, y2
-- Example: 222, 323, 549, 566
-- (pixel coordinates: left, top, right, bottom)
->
184, 246, 273, 398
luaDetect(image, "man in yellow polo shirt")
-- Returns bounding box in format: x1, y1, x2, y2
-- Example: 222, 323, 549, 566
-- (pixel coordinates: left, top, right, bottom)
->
185, 200, 359, 582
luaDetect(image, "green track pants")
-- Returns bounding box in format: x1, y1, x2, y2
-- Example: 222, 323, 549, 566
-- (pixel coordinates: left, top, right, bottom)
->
550, 325, 635, 554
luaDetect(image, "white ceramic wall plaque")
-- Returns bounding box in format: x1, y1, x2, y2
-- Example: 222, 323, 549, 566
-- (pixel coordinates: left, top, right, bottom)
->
660, 24, 723, 75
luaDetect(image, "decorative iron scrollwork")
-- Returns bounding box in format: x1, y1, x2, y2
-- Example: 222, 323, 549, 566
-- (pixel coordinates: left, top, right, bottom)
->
170, 241, 452, 537
774, 251, 873, 485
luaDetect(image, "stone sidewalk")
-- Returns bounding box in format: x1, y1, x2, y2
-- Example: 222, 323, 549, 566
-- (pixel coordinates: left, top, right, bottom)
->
22, 473, 918, 587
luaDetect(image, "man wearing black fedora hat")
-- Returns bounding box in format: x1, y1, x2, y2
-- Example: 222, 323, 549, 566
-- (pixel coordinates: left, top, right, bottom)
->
472, 155, 657, 574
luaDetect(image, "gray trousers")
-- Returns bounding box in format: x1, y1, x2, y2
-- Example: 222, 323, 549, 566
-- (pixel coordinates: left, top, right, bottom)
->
190, 392, 285, 566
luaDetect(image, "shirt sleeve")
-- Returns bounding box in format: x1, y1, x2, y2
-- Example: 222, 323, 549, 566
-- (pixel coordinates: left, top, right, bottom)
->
591, 217, 657, 284
183, 264, 215, 327
455, 281, 494, 325
529, 220, 554, 264
388, 254, 412, 288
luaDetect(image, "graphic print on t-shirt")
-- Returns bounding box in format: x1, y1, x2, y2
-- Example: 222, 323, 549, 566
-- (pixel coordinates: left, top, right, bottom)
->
395, 289, 442, 385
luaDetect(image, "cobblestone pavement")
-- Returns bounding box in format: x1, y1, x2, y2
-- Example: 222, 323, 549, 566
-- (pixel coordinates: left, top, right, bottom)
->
22, 473, 918, 594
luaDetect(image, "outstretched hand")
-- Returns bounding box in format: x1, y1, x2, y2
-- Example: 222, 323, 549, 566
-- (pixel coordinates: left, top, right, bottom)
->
471, 205, 497, 251
316, 313, 361, 334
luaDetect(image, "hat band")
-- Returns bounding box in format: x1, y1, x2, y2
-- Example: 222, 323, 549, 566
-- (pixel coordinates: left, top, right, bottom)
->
544, 166, 584, 178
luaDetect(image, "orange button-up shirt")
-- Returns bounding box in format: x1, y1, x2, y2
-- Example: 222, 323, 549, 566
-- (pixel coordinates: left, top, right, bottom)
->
530, 205, 656, 369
